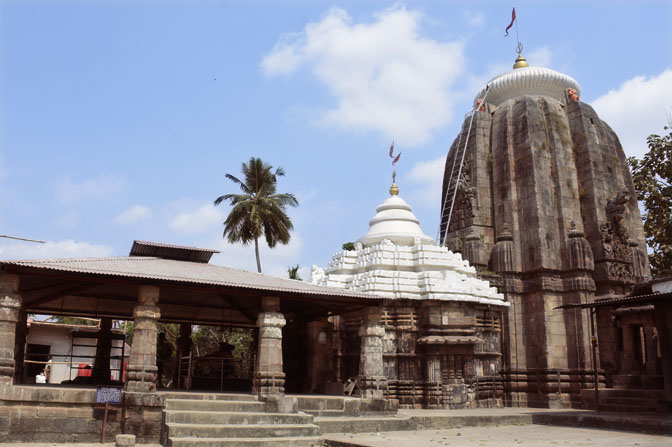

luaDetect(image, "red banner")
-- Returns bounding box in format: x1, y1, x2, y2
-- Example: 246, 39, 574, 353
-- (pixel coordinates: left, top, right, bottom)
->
505, 8, 516, 36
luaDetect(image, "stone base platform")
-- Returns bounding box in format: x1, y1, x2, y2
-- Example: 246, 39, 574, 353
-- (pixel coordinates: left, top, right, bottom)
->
317, 407, 672, 437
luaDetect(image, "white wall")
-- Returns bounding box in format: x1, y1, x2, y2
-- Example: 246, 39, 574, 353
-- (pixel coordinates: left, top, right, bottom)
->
26, 323, 130, 384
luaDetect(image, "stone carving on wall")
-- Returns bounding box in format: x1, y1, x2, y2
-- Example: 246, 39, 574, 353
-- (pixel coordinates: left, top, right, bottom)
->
599, 189, 636, 282
605, 261, 633, 283
600, 189, 633, 262
448, 163, 476, 233
310, 265, 326, 284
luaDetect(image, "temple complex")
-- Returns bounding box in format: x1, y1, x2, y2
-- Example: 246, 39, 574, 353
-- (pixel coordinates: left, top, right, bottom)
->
311, 182, 508, 408
438, 52, 655, 408
0, 50, 670, 445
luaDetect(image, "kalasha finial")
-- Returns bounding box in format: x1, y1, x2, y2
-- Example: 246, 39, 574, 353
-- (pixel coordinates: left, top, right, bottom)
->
388, 141, 401, 196
513, 53, 529, 69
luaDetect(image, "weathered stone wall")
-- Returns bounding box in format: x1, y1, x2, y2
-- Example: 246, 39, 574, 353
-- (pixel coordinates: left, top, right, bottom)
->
0, 386, 163, 443
336, 300, 504, 409
0, 386, 120, 443
440, 94, 649, 407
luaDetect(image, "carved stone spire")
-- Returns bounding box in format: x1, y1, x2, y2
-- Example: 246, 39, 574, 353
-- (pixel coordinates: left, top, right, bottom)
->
491, 223, 515, 273
565, 221, 594, 271
462, 230, 487, 269
629, 239, 650, 282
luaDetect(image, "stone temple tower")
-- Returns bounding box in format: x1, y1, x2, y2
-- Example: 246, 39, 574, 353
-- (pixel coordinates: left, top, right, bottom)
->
439, 53, 650, 407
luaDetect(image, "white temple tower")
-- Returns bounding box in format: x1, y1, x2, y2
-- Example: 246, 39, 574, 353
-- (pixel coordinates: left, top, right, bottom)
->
312, 181, 508, 408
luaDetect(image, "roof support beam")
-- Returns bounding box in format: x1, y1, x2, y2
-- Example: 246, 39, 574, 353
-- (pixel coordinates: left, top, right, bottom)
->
219, 294, 257, 323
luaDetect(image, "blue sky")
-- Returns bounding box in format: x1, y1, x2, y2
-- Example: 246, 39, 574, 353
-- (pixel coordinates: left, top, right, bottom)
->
1, 0, 671, 278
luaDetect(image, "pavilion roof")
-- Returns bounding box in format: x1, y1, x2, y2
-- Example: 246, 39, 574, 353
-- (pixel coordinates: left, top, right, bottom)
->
0, 255, 378, 301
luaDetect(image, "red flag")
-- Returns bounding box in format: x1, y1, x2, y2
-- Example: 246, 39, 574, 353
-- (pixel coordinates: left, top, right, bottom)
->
388, 141, 395, 158
505, 8, 516, 36
392, 152, 401, 165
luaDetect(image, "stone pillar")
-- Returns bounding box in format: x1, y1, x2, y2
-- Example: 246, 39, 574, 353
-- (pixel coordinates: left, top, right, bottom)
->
307, 319, 332, 393
644, 326, 658, 376
424, 353, 442, 408
653, 301, 672, 405
92, 317, 113, 384
0, 274, 21, 386
125, 285, 160, 393
14, 310, 27, 384
173, 323, 192, 388
620, 325, 637, 373
253, 297, 286, 396
357, 306, 387, 398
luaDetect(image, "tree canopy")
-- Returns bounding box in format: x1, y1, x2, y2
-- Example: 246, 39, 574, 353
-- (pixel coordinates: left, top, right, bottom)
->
287, 264, 302, 280
628, 124, 672, 276
214, 157, 298, 273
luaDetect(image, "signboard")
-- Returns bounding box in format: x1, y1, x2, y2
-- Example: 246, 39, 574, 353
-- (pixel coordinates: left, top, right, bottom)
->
96, 387, 122, 404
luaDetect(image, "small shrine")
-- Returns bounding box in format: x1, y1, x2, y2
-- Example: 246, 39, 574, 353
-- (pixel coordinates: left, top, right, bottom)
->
312, 180, 508, 408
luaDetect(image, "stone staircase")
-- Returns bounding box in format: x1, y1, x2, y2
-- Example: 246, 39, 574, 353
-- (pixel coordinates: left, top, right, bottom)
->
161, 393, 321, 447
580, 388, 670, 412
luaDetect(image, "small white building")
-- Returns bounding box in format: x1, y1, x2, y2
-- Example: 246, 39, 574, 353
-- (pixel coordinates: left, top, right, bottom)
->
25, 319, 130, 384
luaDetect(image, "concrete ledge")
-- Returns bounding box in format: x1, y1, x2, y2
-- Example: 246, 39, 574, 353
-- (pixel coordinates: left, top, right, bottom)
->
1, 385, 97, 403
532, 411, 672, 436
317, 408, 672, 437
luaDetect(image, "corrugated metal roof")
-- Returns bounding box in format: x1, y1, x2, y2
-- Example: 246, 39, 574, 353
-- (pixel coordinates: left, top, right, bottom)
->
1, 256, 380, 301
130, 240, 219, 263
555, 291, 672, 310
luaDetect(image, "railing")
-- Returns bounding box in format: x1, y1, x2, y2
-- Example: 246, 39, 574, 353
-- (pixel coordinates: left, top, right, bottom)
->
23, 352, 128, 384
179, 354, 254, 392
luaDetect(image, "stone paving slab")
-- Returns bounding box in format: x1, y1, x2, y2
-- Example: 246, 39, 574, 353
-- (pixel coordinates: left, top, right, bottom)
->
324, 425, 671, 447
316, 408, 672, 436
0, 444, 161, 447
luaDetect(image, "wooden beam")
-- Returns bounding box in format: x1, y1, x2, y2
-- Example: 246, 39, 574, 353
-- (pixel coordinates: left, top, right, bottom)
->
218, 294, 257, 323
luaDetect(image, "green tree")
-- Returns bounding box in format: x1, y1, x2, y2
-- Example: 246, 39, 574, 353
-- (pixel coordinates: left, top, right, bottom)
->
287, 264, 302, 280
628, 124, 672, 276
342, 242, 355, 251
214, 157, 299, 273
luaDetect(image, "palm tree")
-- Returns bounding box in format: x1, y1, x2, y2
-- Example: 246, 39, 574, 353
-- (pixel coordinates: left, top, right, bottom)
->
214, 157, 299, 273
287, 264, 302, 280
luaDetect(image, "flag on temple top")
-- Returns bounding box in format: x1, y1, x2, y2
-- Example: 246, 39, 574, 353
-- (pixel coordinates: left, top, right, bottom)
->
392, 152, 401, 165
388, 141, 395, 158
505, 8, 516, 36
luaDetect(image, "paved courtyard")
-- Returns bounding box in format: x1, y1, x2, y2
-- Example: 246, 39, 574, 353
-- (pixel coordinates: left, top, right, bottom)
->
324, 425, 671, 447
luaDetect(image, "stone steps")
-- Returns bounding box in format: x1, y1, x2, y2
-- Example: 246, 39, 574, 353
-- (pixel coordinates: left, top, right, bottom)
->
165, 399, 265, 412
580, 388, 669, 412
163, 394, 322, 447
167, 422, 320, 438
160, 392, 259, 401
165, 410, 313, 425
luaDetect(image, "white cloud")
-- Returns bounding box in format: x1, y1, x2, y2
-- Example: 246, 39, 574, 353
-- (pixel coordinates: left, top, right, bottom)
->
405, 155, 446, 209
591, 69, 672, 159
114, 205, 152, 225
0, 239, 114, 260
463, 11, 484, 28
262, 6, 465, 146
170, 204, 225, 234
55, 174, 126, 204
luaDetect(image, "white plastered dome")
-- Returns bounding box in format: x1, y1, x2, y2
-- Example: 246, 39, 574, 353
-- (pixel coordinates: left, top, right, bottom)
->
358, 189, 435, 247
474, 55, 581, 107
